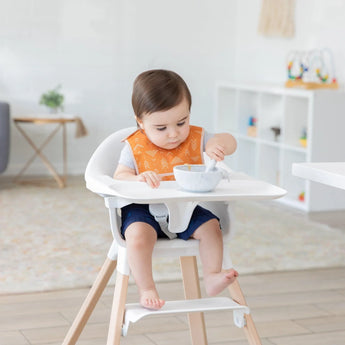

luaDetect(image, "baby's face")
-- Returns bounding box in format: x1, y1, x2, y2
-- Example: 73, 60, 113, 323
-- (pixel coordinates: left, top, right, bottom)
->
137, 98, 190, 150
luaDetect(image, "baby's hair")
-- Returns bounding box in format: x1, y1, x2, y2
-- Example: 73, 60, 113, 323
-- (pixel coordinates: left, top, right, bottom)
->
132, 69, 192, 120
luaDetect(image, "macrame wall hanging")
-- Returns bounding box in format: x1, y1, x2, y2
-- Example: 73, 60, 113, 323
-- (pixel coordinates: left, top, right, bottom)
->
258, 0, 296, 38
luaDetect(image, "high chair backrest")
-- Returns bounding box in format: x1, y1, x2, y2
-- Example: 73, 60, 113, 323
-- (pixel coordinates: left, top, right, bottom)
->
85, 127, 136, 189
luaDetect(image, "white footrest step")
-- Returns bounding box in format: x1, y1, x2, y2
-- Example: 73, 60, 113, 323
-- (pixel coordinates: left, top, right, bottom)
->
122, 297, 250, 336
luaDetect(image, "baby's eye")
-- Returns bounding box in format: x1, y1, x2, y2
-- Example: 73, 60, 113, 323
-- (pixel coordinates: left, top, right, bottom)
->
177, 121, 186, 127
156, 127, 166, 131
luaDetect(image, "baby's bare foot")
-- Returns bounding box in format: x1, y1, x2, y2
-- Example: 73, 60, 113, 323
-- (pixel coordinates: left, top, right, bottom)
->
140, 289, 165, 310
204, 269, 239, 296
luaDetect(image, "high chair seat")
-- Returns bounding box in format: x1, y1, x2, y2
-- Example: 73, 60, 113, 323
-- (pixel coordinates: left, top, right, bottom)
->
62, 127, 286, 345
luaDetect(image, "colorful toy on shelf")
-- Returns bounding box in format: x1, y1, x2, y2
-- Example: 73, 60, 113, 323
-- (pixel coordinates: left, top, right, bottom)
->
299, 128, 307, 148
316, 68, 328, 83
285, 49, 339, 89
298, 191, 305, 202
247, 116, 257, 137
287, 60, 304, 81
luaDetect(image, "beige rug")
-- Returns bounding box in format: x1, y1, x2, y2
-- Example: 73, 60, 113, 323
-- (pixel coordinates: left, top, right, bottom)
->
1, 176, 345, 294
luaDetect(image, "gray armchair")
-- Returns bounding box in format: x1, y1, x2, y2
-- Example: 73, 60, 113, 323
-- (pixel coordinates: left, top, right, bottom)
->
0, 102, 10, 173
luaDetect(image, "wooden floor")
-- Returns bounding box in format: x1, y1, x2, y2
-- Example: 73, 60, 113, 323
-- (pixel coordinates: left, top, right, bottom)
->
1, 266, 345, 345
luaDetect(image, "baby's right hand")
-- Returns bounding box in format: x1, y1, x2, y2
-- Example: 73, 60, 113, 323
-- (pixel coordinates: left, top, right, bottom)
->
137, 171, 161, 188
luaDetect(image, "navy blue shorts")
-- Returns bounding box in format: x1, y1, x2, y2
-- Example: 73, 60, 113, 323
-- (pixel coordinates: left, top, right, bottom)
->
121, 203, 219, 240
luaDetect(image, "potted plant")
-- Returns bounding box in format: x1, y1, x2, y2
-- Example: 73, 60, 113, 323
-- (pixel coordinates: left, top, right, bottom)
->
39, 85, 64, 113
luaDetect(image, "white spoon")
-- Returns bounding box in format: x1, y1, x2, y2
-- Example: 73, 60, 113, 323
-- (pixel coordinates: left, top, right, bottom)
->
205, 159, 217, 173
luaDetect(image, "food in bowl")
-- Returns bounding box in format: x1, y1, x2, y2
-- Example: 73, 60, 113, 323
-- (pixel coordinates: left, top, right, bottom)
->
173, 164, 223, 192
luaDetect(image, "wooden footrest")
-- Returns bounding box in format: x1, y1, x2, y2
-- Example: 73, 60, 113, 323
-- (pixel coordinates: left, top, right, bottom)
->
122, 297, 250, 336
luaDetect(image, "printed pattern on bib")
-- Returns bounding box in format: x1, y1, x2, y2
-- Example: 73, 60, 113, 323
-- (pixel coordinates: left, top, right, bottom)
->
126, 126, 204, 181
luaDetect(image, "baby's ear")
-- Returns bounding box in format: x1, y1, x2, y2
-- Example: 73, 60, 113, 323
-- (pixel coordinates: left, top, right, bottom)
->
136, 117, 144, 129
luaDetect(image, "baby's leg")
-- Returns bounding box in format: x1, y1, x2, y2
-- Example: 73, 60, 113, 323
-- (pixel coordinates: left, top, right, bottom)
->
192, 219, 238, 296
125, 222, 165, 309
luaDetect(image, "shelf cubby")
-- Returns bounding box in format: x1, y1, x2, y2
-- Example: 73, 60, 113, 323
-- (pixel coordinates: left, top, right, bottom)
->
215, 82, 345, 211
281, 150, 307, 205
283, 96, 309, 148
257, 144, 280, 186
237, 91, 259, 136
258, 93, 284, 143
234, 138, 257, 177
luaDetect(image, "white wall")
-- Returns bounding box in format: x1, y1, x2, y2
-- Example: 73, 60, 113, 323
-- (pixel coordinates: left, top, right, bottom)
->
233, 0, 345, 84
2, 0, 345, 176
1, 0, 237, 176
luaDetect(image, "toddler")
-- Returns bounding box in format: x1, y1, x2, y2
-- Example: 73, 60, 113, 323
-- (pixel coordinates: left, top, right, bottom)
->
114, 69, 238, 309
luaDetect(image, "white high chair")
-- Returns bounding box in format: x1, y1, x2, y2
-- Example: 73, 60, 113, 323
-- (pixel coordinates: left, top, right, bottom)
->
62, 127, 286, 345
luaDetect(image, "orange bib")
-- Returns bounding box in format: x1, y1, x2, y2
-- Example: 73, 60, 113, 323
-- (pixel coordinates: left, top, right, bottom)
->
126, 126, 204, 181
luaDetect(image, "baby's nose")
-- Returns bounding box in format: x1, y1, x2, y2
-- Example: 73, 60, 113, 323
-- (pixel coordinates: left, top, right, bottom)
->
168, 128, 178, 137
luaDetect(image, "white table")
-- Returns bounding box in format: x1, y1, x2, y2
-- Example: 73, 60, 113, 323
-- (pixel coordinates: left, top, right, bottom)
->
292, 162, 345, 191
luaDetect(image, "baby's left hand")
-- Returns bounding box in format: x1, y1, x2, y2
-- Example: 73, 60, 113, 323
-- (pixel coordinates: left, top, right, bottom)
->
205, 133, 237, 160
205, 139, 226, 162
137, 171, 161, 188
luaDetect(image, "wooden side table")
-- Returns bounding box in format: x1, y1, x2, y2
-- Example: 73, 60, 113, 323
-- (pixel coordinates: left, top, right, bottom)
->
13, 116, 79, 188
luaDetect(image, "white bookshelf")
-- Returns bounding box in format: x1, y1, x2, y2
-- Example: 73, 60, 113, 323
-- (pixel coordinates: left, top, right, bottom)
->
214, 82, 345, 211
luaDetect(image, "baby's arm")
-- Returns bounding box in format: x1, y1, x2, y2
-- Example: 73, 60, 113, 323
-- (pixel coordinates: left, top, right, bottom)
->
113, 164, 161, 188
205, 133, 237, 161
113, 164, 138, 181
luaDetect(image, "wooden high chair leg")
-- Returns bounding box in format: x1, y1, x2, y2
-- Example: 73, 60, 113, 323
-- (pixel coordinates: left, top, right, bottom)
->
106, 271, 129, 345
180, 256, 208, 345
228, 278, 262, 345
62, 257, 117, 345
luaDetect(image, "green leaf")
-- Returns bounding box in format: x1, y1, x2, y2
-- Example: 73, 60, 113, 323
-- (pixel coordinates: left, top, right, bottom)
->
39, 85, 64, 111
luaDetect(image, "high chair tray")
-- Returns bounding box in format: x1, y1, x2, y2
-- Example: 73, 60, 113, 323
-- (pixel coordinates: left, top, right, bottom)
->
87, 176, 287, 202
88, 172, 286, 232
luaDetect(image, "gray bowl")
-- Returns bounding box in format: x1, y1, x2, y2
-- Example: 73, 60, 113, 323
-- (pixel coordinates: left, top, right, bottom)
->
173, 164, 223, 192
